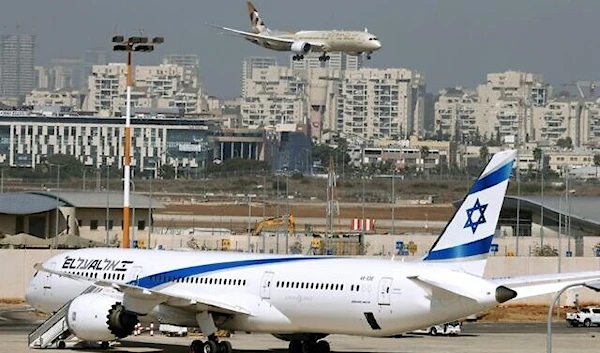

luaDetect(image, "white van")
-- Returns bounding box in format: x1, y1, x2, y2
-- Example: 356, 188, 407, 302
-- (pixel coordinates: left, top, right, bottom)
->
412, 321, 462, 336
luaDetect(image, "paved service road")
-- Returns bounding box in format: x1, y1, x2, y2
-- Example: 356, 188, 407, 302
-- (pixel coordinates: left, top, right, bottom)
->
2, 306, 599, 353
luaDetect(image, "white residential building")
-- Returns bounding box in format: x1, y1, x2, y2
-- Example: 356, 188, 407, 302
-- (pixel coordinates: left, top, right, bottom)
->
332, 68, 425, 140
25, 88, 82, 109
84, 63, 202, 115
434, 87, 479, 142
290, 52, 363, 71
476, 71, 547, 143
242, 57, 278, 98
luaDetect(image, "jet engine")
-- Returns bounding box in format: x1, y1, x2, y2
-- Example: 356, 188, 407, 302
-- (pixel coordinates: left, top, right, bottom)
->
66, 293, 139, 342
291, 41, 311, 54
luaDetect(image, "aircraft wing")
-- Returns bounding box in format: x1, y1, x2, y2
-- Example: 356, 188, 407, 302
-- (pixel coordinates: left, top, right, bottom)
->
492, 271, 600, 300
34, 263, 253, 315
208, 24, 326, 49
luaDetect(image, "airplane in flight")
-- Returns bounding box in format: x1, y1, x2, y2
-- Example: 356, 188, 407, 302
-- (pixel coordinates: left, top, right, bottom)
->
26, 149, 600, 353
210, 1, 382, 62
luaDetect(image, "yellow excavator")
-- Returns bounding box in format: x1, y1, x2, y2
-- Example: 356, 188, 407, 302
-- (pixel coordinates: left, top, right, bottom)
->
251, 214, 295, 236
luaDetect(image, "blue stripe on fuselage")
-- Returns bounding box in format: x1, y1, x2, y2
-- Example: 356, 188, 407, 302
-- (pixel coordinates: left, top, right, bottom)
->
468, 161, 514, 195
131, 257, 324, 288
423, 235, 494, 261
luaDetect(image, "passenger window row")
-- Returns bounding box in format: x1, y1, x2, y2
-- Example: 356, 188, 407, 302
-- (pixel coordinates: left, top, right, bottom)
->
275, 281, 345, 291
149, 275, 247, 287
64, 271, 125, 281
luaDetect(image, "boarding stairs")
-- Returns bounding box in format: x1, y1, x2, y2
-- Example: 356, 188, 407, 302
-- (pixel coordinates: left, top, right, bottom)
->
28, 286, 99, 349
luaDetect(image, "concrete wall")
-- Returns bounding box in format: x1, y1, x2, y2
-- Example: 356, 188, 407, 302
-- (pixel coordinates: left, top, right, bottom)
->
2, 248, 600, 306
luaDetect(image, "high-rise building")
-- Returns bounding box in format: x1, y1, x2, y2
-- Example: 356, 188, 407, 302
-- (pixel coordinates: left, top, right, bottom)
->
163, 54, 200, 89
82, 49, 108, 89
331, 68, 425, 140
50, 58, 83, 90
0, 33, 35, 100
290, 52, 363, 71
434, 87, 480, 142
241, 57, 277, 98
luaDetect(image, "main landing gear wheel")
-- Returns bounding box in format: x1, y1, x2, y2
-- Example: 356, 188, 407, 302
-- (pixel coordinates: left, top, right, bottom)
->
217, 341, 232, 353
318, 54, 331, 62
316, 340, 331, 353
292, 54, 304, 61
289, 340, 302, 353
189, 339, 233, 353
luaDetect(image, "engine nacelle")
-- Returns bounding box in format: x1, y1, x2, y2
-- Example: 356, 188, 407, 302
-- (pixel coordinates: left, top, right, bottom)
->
66, 293, 139, 342
291, 41, 311, 54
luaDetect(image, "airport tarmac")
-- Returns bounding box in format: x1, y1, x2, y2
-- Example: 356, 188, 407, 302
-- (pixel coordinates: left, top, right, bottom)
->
2, 305, 600, 353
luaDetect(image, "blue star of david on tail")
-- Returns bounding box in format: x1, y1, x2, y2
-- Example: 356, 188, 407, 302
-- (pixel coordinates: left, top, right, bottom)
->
464, 198, 488, 233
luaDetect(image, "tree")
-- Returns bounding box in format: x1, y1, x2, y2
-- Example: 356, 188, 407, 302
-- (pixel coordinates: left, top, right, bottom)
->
479, 146, 489, 164
159, 164, 176, 179
594, 154, 600, 178
556, 137, 573, 149
533, 148, 543, 175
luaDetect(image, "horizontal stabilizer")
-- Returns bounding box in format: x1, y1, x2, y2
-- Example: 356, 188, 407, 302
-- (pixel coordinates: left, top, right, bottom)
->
493, 271, 600, 300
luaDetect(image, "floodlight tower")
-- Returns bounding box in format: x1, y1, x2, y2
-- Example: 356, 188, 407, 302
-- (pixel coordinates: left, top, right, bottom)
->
112, 34, 164, 248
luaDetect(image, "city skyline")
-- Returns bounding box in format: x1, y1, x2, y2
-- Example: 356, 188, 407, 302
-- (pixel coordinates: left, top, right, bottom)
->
1, 0, 600, 98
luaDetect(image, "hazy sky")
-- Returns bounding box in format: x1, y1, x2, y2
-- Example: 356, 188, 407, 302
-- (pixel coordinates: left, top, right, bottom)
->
2, 0, 599, 97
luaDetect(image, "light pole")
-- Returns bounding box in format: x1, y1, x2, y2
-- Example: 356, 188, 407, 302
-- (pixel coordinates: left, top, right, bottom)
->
112, 34, 164, 249
105, 166, 110, 246
547, 281, 600, 353
246, 185, 263, 252
47, 162, 65, 248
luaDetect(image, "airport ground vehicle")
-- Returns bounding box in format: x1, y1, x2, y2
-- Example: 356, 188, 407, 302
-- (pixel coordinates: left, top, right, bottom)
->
412, 321, 462, 336
159, 324, 188, 337
566, 307, 600, 327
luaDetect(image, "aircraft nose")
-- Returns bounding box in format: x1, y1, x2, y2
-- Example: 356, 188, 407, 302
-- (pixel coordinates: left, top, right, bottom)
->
373, 40, 382, 50
25, 273, 40, 308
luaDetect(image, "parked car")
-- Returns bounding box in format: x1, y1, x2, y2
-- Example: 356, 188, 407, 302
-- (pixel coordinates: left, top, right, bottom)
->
412, 321, 462, 336
566, 307, 600, 327
159, 324, 188, 337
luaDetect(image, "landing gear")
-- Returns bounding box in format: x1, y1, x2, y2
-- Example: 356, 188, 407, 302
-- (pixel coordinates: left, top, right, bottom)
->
366, 52, 373, 60
57, 340, 66, 349
189, 337, 232, 353
292, 54, 304, 61
289, 338, 330, 353
191, 312, 233, 353
318, 53, 331, 62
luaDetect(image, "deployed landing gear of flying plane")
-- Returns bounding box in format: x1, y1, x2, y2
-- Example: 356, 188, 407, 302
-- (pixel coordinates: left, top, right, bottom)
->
292, 54, 304, 61
318, 53, 331, 62
366, 52, 373, 60
190, 335, 232, 353
289, 338, 331, 353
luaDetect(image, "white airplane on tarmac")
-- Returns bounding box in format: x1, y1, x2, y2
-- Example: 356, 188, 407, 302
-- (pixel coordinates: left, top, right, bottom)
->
210, 1, 382, 62
26, 149, 600, 353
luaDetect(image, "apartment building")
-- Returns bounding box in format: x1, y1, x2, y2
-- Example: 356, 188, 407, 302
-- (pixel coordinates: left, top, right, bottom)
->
241, 65, 307, 127
477, 71, 547, 143
289, 52, 363, 71
546, 150, 595, 176
84, 63, 203, 116
434, 87, 479, 142
334, 68, 425, 140
241, 57, 278, 98
25, 88, 82, 109
162, 54, 200, 89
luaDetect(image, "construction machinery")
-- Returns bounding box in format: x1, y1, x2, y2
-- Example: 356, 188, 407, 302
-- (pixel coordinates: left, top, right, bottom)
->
251, 214, 295, 236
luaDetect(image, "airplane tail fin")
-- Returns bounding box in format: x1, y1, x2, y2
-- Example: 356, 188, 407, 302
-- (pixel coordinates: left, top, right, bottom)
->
422, 149, 516, 277
247, 1, 269, 33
